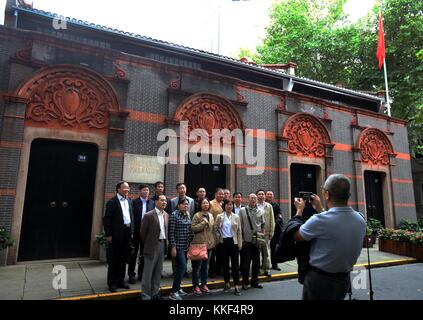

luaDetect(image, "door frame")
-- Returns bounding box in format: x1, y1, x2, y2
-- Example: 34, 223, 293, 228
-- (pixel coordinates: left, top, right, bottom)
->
287, 156, 325, 216
178, 142, 235, 196
361, 164, 395, 228
8, 127, 107, 264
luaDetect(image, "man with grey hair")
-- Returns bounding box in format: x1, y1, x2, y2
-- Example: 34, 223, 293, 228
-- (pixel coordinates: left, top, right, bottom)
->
239, 193, 265, 290
293, 174, 366, 300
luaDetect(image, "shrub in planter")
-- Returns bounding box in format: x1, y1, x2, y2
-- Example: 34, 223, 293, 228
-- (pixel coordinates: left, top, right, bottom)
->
399, 219, 422, 232
0, 227, 13, 251
95, 231, 109, 263
410, 232, 423, 260
368, 218, 383, 236
95, 231, 107, 247
363, 218, 383, 248
378, 228, 418, 257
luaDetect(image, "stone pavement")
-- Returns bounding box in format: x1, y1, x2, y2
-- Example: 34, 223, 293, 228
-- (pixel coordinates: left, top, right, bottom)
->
0, 243, 418, 300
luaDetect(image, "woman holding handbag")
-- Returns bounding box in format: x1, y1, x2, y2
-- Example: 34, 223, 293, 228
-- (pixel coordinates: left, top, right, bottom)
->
190, 198, 215, 297
214, 199, 243, 296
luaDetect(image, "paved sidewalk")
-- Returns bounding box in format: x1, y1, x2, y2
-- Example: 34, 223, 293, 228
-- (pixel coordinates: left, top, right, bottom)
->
0, 243, 418, 300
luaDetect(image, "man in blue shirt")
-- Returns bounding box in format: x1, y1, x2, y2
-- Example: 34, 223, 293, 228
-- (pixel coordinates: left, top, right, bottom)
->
293, 174, 366, 300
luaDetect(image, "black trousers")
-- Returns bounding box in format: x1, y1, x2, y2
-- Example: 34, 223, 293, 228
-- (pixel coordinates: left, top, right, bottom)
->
209, 243, 223, 276
270, 224, 282, 267
222, 238, 240, 285
302, 268, 351, 300
241, 242, 260, 286
107, 229, 131, 287
127, 236, 145, 279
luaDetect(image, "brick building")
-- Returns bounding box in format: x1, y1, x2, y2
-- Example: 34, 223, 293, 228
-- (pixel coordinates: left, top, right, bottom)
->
0, 2, 417, 265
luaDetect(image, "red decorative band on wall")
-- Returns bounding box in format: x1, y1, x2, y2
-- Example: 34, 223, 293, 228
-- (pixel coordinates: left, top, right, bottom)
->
394, 203, 416, 207
246, 130, 278, 141
108, 151, 124, 158
343, 174, 364, 180
395, 153, 411, 161
236, 165, 289, 172
0, 189, 16, 196
125, 110, 167, 124
333, 143, 353, 152
349, 202, 366, 205
392, 179, 414, 184
0, 141, 23, 149
122, 109, 410, 162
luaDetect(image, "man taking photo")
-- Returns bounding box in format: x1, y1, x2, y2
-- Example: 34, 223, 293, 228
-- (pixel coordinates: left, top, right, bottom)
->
293, 174, 366, 300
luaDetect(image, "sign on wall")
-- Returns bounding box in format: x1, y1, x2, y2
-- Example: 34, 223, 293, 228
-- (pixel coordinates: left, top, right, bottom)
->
123, 154, 165, 183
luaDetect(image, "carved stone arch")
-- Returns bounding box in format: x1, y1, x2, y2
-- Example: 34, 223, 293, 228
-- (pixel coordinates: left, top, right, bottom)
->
282, 113, 331, 157
358, 128, 395, 165
17, 64, 120, 131
173, 92, 244, 138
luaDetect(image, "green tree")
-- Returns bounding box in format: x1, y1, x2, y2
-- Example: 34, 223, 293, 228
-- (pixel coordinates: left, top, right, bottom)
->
255, 0, 423, 155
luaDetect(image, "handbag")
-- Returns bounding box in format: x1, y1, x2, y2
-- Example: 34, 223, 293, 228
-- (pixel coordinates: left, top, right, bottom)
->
245, 208, 266, 248
187, 243, 208, 261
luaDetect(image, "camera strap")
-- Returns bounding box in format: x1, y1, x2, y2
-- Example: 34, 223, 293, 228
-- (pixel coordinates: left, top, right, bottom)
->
245, 207, 255, 232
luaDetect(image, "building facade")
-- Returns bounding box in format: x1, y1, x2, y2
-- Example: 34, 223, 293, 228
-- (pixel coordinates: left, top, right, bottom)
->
0, 3, 417, 265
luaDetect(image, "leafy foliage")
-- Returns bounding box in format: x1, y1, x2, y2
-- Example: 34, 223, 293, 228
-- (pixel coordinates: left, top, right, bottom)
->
0, 227, 13, 251
254, 0, 423, 155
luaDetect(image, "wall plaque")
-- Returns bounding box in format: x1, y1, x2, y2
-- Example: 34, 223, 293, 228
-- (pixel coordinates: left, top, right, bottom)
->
123, 154, 165, 183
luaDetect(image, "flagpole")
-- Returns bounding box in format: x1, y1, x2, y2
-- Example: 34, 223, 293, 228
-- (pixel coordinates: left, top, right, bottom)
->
383, 57, 391, 117
378, 2, 391, 117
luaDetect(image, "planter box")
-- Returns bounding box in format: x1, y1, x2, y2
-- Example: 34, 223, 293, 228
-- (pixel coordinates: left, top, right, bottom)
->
379, 238, 412, 257
410, 245, 423, 260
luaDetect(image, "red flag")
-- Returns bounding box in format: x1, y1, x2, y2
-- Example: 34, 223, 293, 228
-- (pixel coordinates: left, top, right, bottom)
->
376, 11, 385, 70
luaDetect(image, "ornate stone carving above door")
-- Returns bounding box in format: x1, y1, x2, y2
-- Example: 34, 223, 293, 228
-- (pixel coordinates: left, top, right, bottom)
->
173, 93, 244, 141
358, 128, 395, 165
282, 113, 331, 157
17, 65, 119, 132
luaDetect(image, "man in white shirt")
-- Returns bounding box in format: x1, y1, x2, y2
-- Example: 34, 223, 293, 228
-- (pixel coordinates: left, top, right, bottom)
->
103, 181, 134, 292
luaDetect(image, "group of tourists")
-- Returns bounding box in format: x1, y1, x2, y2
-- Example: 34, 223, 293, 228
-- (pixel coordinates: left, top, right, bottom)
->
103, 173, 367, 301
103, 181, 284, 300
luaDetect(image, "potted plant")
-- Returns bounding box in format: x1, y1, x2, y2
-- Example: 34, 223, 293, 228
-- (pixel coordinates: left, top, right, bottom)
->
363, 218, 382, 248
0, 227, 14, 265
95, 231, 109, 263
0, 227, 13, 252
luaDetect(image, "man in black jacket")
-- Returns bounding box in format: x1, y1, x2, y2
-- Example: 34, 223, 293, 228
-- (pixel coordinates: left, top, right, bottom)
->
103, 181, 134, 292
152, 181, 172, 215
128, 184, 155, 284
265, 190, 284, 271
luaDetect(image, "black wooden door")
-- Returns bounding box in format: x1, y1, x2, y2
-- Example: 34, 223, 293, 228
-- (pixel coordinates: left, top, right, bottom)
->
18, 139, 98, 261
290, 164, 318, 220
184, 154, 227, 200
364, 171, 385, 227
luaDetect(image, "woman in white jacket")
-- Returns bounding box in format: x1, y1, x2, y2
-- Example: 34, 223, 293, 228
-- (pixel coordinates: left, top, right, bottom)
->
214, 199, 243, 296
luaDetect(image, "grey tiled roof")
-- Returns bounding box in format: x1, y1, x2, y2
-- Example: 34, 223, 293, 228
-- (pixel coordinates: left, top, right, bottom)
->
14, 5, 382, 103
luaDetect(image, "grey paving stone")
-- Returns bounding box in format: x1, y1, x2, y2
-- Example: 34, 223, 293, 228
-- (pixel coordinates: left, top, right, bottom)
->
0, 242, 416, 300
